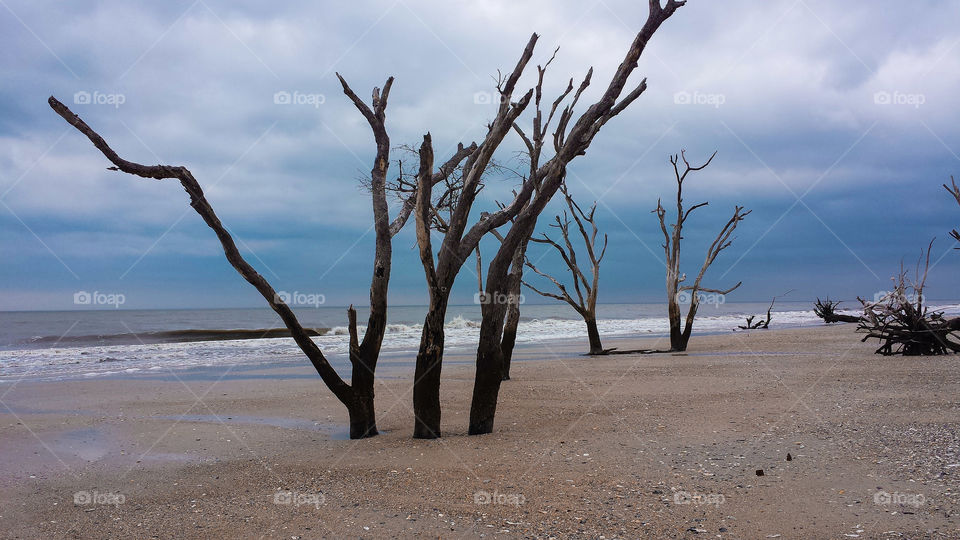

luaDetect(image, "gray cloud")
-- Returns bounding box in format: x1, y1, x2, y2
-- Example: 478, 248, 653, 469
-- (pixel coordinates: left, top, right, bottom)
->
2, 0, 959, 309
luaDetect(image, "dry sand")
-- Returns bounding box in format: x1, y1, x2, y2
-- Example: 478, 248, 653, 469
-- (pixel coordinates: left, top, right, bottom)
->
1, 324, 958, 539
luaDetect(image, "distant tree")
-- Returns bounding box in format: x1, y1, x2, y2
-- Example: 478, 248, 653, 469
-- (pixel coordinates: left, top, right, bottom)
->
522, 185, 609, 355
655, 150, 750, 352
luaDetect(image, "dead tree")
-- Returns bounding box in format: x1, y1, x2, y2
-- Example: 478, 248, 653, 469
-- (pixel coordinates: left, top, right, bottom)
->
48, 73, 471, 439
946, 176, 960, 247
522, 185, 609, 354
410, 33, 540, 437
738, 290, 792, 329
813, 297, 860, 324
655, 150, 749, 351
468, 0, 688, 436
858, 242, 960, 355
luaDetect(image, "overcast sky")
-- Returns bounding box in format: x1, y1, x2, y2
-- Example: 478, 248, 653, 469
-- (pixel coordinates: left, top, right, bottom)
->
2, 0, 959, 311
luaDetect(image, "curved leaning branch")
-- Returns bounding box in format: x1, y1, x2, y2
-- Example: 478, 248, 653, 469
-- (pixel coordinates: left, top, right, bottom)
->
48, 96, 353, 403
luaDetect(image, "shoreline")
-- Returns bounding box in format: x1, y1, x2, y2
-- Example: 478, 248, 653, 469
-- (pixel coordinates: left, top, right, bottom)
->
2, 325, 958, 538
0, 315, 846, 384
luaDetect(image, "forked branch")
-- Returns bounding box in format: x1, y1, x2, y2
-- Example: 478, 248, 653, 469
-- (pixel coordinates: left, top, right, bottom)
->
522, 185, 609, 354
655, 150, 749, 351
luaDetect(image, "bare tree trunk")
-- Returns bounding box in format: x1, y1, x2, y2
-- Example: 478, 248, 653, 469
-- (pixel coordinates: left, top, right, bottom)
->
338, 75, 399, 438
470, 289, 512, 435
585, 315, 604, 355
347, 386, 377, 439
679, 298, 698, 350
521, 184, 609, 355
471, 208, 544, 434
499, 237, 530, 380
499, 307, 519, 380
413, 294, 448, 438
667, 283, 684, 351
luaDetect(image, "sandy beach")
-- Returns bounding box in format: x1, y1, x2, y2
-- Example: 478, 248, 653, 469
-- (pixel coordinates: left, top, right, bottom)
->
1, 324, 958, 539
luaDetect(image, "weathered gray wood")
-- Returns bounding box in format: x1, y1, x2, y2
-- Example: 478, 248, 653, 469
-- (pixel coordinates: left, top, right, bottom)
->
655, 150, 749, 351
522, 185, 609, 354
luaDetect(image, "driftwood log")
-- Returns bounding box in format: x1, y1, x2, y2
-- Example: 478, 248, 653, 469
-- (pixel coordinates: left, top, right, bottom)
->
813, 297, 860, 324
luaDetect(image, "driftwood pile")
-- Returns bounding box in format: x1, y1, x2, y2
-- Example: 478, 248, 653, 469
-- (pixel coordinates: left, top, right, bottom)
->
857, 246, 959, 355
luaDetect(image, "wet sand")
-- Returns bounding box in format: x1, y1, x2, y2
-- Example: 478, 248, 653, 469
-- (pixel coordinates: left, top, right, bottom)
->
1, 324, 958, 538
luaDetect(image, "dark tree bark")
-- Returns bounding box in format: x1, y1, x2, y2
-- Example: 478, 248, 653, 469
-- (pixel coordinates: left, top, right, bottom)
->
585, 315, 603, 354
498, 238, 529, 380
412, 295, 448, 438
522, 185, 609, 355
655, 150, 749, 352
469, 0, 688, 436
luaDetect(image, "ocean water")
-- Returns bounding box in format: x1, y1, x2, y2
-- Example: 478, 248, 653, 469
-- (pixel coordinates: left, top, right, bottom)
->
1, 301, 955, 383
